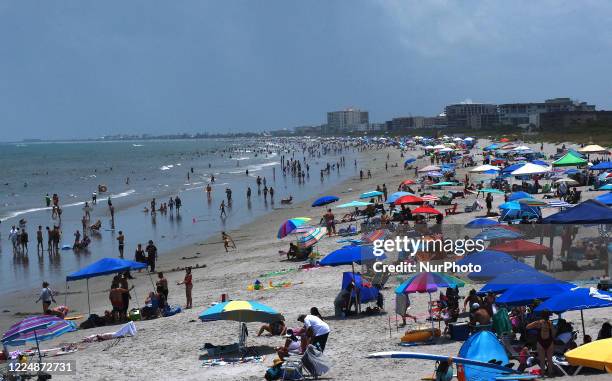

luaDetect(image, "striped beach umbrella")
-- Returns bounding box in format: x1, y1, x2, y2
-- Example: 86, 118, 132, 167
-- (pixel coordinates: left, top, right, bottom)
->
277, 217, 311, 239
395, 272, 465, 294
297, 226, 327, 248
199, 300, 283, 323
2, 315, 77, 361
420, 195, 440, 203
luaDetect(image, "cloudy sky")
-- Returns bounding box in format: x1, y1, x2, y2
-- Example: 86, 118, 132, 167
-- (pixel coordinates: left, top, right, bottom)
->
1, 1, 611, 139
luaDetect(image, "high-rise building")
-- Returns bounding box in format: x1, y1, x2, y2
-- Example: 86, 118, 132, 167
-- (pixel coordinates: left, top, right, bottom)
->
499, 98, 595, 128
326, 108, 369, 133
445, 103, 498, 129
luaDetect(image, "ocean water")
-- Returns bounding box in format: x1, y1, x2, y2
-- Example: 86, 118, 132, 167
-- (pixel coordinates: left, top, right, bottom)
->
0, 139, 360, 293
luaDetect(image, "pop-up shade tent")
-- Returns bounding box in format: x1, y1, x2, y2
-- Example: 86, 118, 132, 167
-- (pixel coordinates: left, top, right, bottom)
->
591, 161, 612, 171
66, 258, 147, 315
541, 199, 612, 224
552, 152, 588, 167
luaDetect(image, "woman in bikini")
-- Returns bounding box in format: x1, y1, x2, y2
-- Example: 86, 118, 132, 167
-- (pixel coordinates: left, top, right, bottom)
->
526, 309, 555, 377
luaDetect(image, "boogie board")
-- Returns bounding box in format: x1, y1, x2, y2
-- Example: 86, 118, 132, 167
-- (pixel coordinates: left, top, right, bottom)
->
367, 352, 522, 374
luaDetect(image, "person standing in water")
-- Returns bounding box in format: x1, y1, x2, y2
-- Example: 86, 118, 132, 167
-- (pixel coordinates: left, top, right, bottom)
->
45, 193, 51, 207
246, 187, 252, 200
177, 267, 193, 309
174, 196, 182, 214
117, 231, 125, 257
206, 183, 212, 199
36, 226, 44, 254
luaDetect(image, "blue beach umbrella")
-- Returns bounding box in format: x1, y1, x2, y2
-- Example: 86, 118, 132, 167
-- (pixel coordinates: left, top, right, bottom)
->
360, 190, 383, 199
499, 201, 521, 210
336, 200, 372, 208
387, 191, 413, 204
479, 269, 559, 294
507, 191, 533, 201
465, 218, 499, 229
312, 195, 340, 207
473, 228, 522, 241
599, 184, 612, 191
320, 245, 385, 267
594, 192, 612, 205
497, 282, 575, 306
404, 157, 416, 165
535, 287, 612, 313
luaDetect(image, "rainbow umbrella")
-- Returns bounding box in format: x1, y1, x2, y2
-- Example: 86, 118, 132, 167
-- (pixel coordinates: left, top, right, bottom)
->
277, 217, 311, 239
199, 300, 283, 323
2, 315, 77, 362
517, 198, 547, 207
297, 226, 327, 248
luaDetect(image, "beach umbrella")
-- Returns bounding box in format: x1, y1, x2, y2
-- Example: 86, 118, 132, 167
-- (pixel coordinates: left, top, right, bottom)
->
474, 228, 522, 241
487, 239, 551, 257
513, 145, 530, 151
395, 272, 465, 331
400, 179, 416, 185
535, 287, 612, 313
600, 184, 612, 191
555, 178, 579, 185
565, 338, 612, 373
412, 206, 442, 215
199, 300, 283, 323
479, 269, 557, 294
311, 195, 339, 207
578, 144, 608, 154
394, 195, 424, 205
420, 195, 439, 203
470, 164, 500, 173
426, 171, 444, 178
2, 315, 77, 362
359, 190, 383, 199
499, 138, 510, 143
404, 157, 416, 165
507, 191, 532, 201
336, 200, 372, 209
387, 192, 413, 204
395, 272, 465, 294
497, 282, 575, 306
418, 165, 441, 172
465, 218, 499, 229
277, 217, 311, 238
517, 198, 547, 207
501, 163, 526, 174
531, 160, 549, 166
439, 147, 454, 153
296, 226, 327, 248
499, 201, 522, 210
511, 162, 551, 175
546, 200, 574, 208
320, 245, 385, 267
431, 181, 458, 187
479, 188, 505, 195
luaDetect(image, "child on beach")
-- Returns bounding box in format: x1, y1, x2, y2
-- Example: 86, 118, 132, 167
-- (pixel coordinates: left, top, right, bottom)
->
177, 267, 193, 309
222, 232, 236, 252
36, 281, 56, 313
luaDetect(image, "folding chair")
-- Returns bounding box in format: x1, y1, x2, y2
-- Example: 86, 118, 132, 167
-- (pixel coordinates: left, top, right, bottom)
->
552, 355, 583, 377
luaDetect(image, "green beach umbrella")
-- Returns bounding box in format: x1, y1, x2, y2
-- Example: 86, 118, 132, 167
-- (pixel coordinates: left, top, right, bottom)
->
480, 188, 505, 195
431, 181, 460, 187
336, 200, 373, 208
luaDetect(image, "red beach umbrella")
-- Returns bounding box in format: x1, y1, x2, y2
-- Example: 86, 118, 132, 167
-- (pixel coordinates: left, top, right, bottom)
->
401, 179, 416, 186
412, 206, 442, 215
487, 240, 552, 258
394, 195, 424, 206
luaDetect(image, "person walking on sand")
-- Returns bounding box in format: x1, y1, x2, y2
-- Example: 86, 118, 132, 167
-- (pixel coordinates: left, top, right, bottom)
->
222, 231, 236, 252
117, 231, 125, 257
485, 193, 493, 215
219, 200, 227, 218
145, 240, 157, 273
36, 226, 44, 253
324, 209, 336, 236
36, 281, 56, 313
177, 267, 193, 309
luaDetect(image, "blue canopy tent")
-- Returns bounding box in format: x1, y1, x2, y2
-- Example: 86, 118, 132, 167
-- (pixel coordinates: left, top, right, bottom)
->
456, 250, 534, 280
501, 163, 525, 174
594, 192, 612, 205
507, 191, 533, 201
534, 287, 612, 339
591, 161, 612, 171
496, 282, 575, 306
541, 199, 612, 224
498, 201, 541, 222
342, 272, 379, 304
478, 268, 558, 294
66, 258, 147, 315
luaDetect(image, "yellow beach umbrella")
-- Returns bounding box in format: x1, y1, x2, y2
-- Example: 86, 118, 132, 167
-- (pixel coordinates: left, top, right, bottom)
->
565, 338, 612, 373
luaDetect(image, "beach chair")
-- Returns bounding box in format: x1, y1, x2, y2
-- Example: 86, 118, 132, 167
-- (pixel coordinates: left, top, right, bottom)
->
552, 355, 583, 377
464, 200, 483, 213
444, 204, 459, 216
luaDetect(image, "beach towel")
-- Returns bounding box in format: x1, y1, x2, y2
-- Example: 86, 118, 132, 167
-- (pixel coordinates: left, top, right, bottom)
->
113, 321, 137, 338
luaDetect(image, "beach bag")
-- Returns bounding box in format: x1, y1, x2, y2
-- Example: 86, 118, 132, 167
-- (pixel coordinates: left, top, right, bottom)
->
301, 344, 331, 377
264, 365, 282, 381
129, 309, 141, 321
163, 305, 182, 317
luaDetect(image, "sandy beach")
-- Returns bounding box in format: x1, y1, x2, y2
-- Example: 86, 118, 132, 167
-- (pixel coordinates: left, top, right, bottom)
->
2, 140, 610, 381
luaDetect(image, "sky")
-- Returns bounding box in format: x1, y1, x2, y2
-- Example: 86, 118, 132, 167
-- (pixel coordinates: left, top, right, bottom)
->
1, 0, 611, 140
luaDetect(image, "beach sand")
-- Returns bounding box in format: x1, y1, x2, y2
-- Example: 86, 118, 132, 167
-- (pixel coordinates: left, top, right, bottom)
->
2, 140, 610, 381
